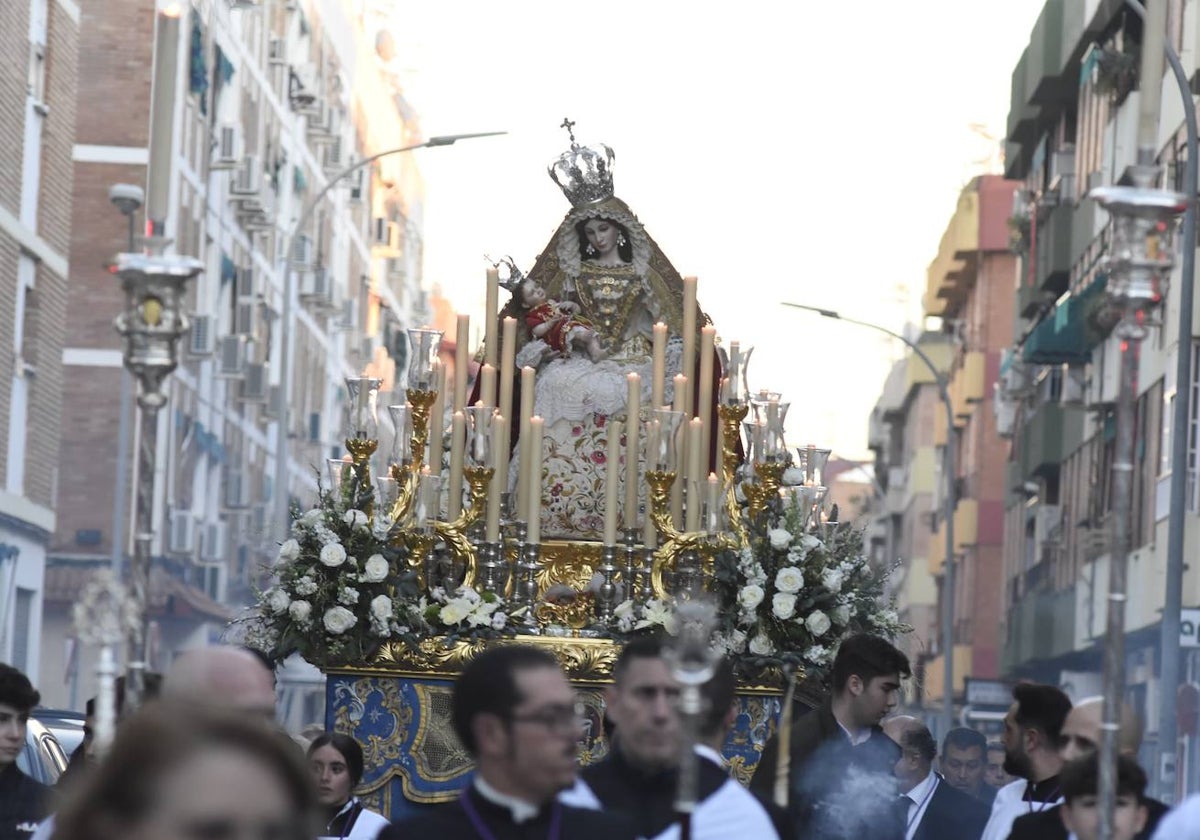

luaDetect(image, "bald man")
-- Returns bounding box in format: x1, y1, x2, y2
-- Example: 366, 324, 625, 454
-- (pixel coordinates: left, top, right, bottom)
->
163, 645, 277, 719
884, 717, 988, 840
1007, 697, 1166, 840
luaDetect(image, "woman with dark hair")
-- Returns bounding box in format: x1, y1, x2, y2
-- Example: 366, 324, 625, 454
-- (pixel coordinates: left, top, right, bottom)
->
307, 733, 390, 839
51, 701, 317, 840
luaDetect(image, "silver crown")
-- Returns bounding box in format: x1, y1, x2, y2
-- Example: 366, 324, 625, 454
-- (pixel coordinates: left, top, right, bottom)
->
487, 255, 526, 295
548, 118, 615, 207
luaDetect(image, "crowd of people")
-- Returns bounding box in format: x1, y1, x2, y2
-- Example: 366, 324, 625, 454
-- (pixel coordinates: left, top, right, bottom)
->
0, 632, 1192, 840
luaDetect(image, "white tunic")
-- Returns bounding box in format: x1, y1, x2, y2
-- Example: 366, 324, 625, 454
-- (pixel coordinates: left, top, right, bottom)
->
980, 779, 1062, 840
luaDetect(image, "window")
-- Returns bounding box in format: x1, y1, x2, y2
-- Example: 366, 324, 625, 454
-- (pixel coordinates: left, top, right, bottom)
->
11, 588, 33, 674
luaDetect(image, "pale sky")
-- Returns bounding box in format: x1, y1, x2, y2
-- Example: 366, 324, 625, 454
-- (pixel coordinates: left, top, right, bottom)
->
390, 0, 1048, 459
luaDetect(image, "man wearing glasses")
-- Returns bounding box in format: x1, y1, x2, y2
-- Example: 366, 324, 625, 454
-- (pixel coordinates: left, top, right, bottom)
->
381, 645, 638, 839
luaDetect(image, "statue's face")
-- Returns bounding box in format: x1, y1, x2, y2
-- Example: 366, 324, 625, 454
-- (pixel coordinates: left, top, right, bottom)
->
582, 218, 620, 256
523, 280, 546, 307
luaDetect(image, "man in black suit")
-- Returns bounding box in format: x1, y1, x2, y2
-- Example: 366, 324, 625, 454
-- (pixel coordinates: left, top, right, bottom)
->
380, 645, 638, 840
1007, 697, 1166, 840
941, 726, 996, 807
884, 717, 989, 840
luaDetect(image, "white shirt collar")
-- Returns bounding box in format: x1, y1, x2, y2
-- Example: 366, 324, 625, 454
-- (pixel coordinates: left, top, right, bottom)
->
904, 771, 937, 801
836, 717, 872, 746
325, 797, 358, 829
474, 776, 540, 824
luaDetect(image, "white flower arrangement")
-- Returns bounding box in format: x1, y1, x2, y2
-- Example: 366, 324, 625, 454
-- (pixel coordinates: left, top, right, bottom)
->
319, 543, 347, 568
323, 606, 357, 635
361, 554, 389, 583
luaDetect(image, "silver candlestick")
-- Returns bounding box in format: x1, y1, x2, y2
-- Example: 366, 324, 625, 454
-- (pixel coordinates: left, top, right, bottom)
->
622, 528, 640, 603
596, 545, 619, 625
640, 547, 656, 603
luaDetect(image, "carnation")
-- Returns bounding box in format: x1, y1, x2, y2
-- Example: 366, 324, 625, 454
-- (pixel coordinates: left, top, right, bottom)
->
806, 610, 831, 636
772, 593, 797, 619
738, 585, 765, 611
748, 634, 774, 656
265, 588, 290, 615
320, 543, 347, 567
276, 539, 300, 566
775, 567, 804, 594
337, 586, 359, 606
768, 529, 792, 551
822, 568, 844, 593
439, 599, 471, 625
322, 606, 357, 635
288, 600, 312, 624
833, 604, 852, 626
370, 594, 392, 620
361, 554, 389, 583
343, 509, 368, 530
293, 576, 318, 596
491, 611, 508, 630
300, 508, 324, 526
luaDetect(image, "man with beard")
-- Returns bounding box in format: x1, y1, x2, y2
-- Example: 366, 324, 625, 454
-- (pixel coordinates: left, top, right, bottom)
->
940, 727, 995, 806
382, 645, 637, 839
563, 639, 780, 839
979, 683, 1071, 840
1007, 697, 1167, 840
750, 633, 910, 840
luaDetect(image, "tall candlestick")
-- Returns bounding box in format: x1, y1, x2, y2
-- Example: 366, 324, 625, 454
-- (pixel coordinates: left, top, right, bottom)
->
604, 420, 623, 546
479, 364, 497, 409
624, 373, 641, 526
486, 414, 508, 541
526, 417, 544, 544
485, 269, 499, 366
682, 277, 698, 414
499, 317, 517, 438
518, 366, 535, 517
447, 411, 466, 519
685, 417, 703, 532
453, 314, 470, 414
698, 326, 715, 471
671, 374, 687, 529
652, 322, 667, 409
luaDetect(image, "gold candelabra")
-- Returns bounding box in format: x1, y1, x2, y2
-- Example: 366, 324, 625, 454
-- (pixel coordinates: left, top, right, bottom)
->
743, 460, 785, 521
718, 403, 750, 546
645, 470, 738, 600
344, 437, 379, 519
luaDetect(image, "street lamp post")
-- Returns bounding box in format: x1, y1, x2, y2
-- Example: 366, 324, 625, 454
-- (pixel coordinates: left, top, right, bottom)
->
113, 252, 203, 712
272, 132, 505, 540
781, 303, 957, 739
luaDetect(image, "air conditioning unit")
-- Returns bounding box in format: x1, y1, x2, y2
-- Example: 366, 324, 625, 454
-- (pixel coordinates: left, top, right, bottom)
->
240, 362, 269, 403
322, 137, 344, 173
224, 470, 253, 510
213, 124, 241, 170
339, 298, 358, 331
1061, 365, 1087, 406
306, 100, 336, 140
268, 37, 288, 65
994, 389, 1016, 438
187, 314, 215, 358
233, 298, 261, 337
292, 234, 314, 269
168, 509, 196, 554
200, 520, 229, 562
300, 268, 333, 306
263, 384, 281, 420
288, 63, 318, 112
242, 209, 275, 233
216, 335, 248, 379
235, 266, 259, 299
230, 155, 262, 196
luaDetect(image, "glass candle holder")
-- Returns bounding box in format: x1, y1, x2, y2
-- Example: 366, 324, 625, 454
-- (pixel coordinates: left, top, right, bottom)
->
466, 404, 495, 468
345, 376, 383, 439
645, 409, 684, 473
388, 404, 413, 467
795, 445, 832, 487
407, 328, 444, 391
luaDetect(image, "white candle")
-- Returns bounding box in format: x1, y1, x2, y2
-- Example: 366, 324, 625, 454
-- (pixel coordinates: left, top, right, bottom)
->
485, 269, 499, 366
698, 326, 715, 473
685, 417, 703, 532
725, 341, 741, 405
428, 363, 447, 491
486, 414, 507, 541
526, 416, 544, 543
671, 377, 687, 529
604, 420, 623, 546
705, 472, 721, 533
479, 364, 497, 409
499, 317, 517, 437
518, 366, 536, 517
652, 322, 667, 409
447, 411, 465, 519
453, 314, 469, 414
682, 277, 697, 413
624, 373, 641, 526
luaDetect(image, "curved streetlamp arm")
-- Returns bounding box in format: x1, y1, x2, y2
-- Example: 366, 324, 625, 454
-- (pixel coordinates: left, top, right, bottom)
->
273, 132, 506, 539
781, 301, 958, 740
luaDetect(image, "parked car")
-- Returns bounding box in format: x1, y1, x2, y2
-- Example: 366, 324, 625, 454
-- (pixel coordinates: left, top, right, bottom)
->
17, 718, 66, 785
33, 708, 86, 761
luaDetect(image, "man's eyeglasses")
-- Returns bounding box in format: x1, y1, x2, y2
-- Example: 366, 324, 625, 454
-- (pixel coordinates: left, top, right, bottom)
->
508, 702, 587, 736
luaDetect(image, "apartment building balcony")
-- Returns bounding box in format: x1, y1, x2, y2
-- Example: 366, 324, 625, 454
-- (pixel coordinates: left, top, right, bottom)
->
1002, 583, 1076, 673
950, 351, 986, 421
885, 466, 907, 515
1019, 401, 1067, 480
1034, 201, 1072, 297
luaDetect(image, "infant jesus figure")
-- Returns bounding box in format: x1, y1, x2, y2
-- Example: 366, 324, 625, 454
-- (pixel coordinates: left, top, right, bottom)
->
521, 278, 606, 362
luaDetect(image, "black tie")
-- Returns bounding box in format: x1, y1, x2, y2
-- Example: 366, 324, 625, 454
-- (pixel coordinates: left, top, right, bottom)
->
895, 793, 913, 836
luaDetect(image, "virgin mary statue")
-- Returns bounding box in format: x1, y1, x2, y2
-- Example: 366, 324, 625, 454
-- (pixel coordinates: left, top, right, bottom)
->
498, 125, 707, 540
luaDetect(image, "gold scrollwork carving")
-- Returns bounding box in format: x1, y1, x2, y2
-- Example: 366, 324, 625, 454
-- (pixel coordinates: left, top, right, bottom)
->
357, 636, 620, 684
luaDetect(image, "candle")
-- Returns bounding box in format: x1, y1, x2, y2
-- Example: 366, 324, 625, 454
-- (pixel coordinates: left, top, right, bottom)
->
518, 366, 536, 517
499, 317, 517, 437
453, 314, 469, 414
651, 322, 667, 409
643, 417, 658, 549
479, 364, 497, 409
485, 269, 499, 366
685, 417, 703, 532
766, 397, 780, 459
705, 472, 721, 533
725, 341, 741, 405
682, 277, 697, 412
671, 374, 688, 527
447, 411, 465, 519
806, 443, 817, 486
428, 363, 447, 490
526, 416, 544, 544
604, 420, 623, 546
624, 373, 641, 526
485, 414, 507, 541
698, 326, 715, 471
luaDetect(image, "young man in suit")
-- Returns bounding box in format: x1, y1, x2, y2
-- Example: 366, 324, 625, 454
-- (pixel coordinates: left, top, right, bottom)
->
381, 645, 638, 840
884, 717, 988, 840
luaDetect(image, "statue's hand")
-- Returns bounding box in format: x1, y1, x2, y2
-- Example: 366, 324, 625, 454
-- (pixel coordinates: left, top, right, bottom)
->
558, 301, 580, 315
